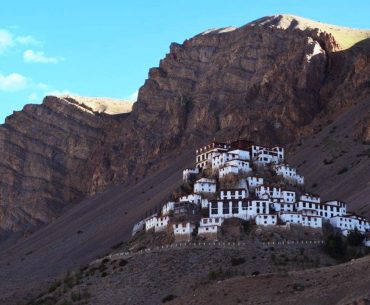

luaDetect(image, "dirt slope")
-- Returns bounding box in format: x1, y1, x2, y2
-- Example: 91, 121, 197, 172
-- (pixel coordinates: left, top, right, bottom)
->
0, 150, 193, 304
170, 255, 370, 305
289, 97, 370, 219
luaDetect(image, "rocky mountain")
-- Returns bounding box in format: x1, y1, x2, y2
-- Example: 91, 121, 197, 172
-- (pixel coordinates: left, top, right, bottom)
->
0, 95, 132, 234
1, 14, 370, 241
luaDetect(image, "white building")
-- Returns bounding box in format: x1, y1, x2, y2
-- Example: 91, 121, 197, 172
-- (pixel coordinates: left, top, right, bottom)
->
247, 200, 270, 219
330, 214, 370, 235
173, 222, 196, 241
220, 189, 247, 200
145, 215, 170, 232
194, 178, 217, 194
252, 145, 284, 165
132, 220, 145, 236
246, 176, 264, 191
182, 167, 199, 182
279, 212, 302, 225
296, 200, 346, 219
179, 193, 202, 205
209, 200, 248, 220
218, 160, 252, 178
255, 186, 282, 200
256, 214, 277, 226
145, 214, 158, 231
324, 200, 347, 216
154, 216, 170, 232
198, 217, 224, 239
196, 142, 230, 169
271, 201, 295, 213
299, 193, 321, 203
228, 149, 250, 161
173, 201, 198, 217
211, 147, 251, 170
274, 164, 304, 185
279, 210, 322, 229
212, 151, 239, 169
201, 198, 210, 209
282, 190, 296, 203
301, 211, 322, 229
162, 201, 175, 216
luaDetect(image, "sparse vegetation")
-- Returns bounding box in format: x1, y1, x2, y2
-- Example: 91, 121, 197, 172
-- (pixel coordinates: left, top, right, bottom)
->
171, 182, 193, 200
324, 233, 368, 261
48, 280, 61, 293
337, 167, 348, 175
323, 158, 334, 165
231, 257, 246, 266
101, 258, 110, 264
347, 229, 364, 247
208, 267, 233, 281
63, 272, 76, 290
241, 220, 252, 235
111, 241, 124, 250
324, 234, 347, 259
119, 259, 128, 267
292, 283, 305, 291
219, 173, 240, 189
162, 294, 177, 303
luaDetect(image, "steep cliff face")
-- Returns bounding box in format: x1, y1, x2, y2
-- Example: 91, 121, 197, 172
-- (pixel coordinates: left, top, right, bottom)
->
92, 15, 370, 194
1, 14, 369, 236
90, 16, 335, 194
0, 96, 131, 233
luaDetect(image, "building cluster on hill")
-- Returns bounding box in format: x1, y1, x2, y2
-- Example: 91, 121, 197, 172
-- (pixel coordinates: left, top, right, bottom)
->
132, 140, 370, 245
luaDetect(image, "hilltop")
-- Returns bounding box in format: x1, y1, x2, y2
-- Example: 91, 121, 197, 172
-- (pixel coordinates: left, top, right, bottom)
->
58, 95, 134, 115
248, 14, 370, 50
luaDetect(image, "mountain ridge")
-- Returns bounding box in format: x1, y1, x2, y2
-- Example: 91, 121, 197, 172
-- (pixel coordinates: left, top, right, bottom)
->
0, 13, 369, 251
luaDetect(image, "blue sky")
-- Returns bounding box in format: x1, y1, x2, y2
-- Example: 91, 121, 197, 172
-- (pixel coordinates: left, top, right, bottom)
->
1, 0, 370, 123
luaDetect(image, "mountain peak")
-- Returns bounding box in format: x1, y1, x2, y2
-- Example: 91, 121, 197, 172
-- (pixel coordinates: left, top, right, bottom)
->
55, 94, 133, 115
248, 14, 370, 49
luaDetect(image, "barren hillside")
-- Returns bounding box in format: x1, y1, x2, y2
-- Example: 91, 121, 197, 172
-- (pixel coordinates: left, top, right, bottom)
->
170, 254, 370, 305
289, 97, 370, 219
0, 150, 193, 304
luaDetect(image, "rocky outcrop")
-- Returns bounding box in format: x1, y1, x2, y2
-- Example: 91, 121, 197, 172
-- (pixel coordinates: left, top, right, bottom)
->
93, 15, 367, 194
1, 14, 370, 236
0, 96, 132, 233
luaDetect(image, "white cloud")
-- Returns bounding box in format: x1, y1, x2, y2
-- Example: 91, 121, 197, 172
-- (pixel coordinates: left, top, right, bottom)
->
0, 73, 28, 91
28, 92, 39, 101
125, 90, 138, 101
36, 82, 49, 90
16, 35, 40, 45
23, 49, 62, 64
45, 89, 73, 96
0, 29, 14, 54
0, 30, 42, 55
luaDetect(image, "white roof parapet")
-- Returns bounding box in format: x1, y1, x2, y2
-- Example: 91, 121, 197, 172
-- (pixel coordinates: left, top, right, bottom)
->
196, 178, 216, 184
